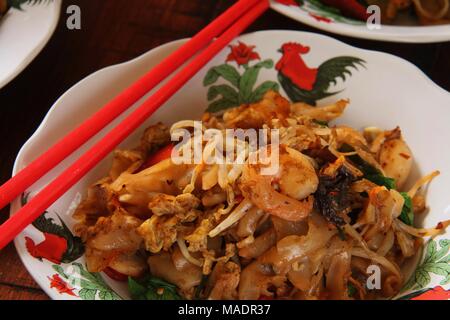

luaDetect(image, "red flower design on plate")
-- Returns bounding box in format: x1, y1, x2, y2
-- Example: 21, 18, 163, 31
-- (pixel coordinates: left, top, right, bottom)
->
309, 13, 332, 23
275, 0, 301, 6
25, 233, 68, 264
411, 286, 450, 300
48, 274, 77, 296
226, 42, 260, 66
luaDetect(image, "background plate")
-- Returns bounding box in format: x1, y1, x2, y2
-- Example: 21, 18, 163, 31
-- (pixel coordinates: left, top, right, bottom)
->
0, 0, 62, 89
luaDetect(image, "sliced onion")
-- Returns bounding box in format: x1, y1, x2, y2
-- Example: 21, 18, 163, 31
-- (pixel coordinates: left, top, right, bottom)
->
394, 218, 450, 238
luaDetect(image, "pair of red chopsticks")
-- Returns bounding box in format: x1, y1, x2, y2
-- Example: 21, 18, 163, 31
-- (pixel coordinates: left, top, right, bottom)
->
0, 0, 270, 249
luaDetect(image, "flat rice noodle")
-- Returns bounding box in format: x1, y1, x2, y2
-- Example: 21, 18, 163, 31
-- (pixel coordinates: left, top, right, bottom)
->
87, 214, 143, 252
239, 228, 277, 259
261, 214, 335, 275
109, 149, 143, 180
237, 206, 265, 238
325, 241, 352, 300
271, 216, 309, 241
85, 247, 116, 272
108, 253, 148, 277
288, 261, 312, 292
237, 214, 335, 300
238, 261, 284, 300
148, 248, 202, 291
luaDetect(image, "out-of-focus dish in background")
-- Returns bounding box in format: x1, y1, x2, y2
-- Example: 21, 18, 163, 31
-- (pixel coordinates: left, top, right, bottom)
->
271, 0, 450, 42
0, 0, 61, 89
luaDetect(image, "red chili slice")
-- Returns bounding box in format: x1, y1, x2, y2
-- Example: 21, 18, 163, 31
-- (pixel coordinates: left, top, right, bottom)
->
320, 0, 370, 21
103, 267, 128, 282
142, 144, 174, 169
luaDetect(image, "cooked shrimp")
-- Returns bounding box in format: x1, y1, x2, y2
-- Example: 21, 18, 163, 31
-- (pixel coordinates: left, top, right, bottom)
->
379, 137, 413, 189
239, 146, 318, 221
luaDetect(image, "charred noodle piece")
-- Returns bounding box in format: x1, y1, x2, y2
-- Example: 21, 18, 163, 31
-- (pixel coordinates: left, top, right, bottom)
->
315, 157, 361, 227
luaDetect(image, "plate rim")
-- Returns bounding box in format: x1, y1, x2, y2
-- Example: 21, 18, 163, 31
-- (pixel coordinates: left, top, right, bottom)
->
11, 30, 450, 299
0, 0, 63, 89
270, 1, 450, 43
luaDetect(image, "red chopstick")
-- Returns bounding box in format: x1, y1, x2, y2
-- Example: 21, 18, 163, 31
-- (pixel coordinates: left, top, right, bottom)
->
0, 0, 269, 249
0, 0, 262, 211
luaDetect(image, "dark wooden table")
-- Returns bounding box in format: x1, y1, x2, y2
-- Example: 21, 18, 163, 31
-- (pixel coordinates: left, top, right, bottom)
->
0, 0, 449, 300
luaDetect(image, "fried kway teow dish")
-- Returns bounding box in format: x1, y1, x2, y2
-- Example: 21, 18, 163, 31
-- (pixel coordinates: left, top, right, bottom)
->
370, 0, 450, 25
320, 0, 450, 26
74, 91, 448, 300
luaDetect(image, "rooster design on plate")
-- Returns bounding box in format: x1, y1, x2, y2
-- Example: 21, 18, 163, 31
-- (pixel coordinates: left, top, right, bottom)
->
204, 40, 365, 111
21, 193, 120, 300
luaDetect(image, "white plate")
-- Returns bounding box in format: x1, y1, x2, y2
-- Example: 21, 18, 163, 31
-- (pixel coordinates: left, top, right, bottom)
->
0, 0, 62, 89
270, 0, 450, 43
11, 30, 450, 300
